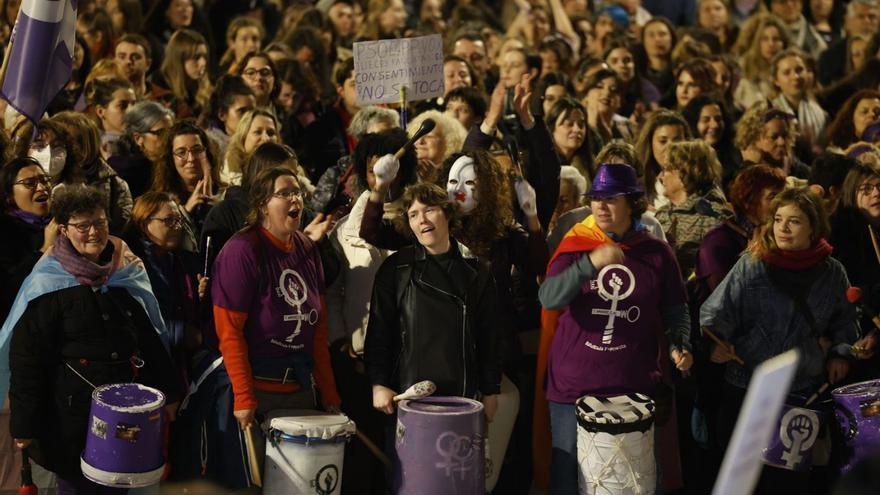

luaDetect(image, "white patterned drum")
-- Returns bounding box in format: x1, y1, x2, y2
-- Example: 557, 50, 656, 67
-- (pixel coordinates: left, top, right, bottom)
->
576, 394, 656, 495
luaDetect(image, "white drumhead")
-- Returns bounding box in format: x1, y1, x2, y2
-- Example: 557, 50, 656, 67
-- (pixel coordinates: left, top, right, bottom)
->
268, 414, 356, 440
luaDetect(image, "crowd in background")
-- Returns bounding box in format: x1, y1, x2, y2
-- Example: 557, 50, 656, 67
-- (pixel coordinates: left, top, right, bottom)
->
1, 0, 880, 494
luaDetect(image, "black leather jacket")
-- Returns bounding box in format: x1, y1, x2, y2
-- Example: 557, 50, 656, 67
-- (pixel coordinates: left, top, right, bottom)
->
364, 240, 501, 398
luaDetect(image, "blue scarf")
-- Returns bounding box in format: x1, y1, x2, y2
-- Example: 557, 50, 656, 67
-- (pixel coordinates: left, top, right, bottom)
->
0, 246, 167, 403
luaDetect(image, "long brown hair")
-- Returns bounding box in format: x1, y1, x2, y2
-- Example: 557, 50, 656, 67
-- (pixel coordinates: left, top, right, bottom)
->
150, 120, 220, 202
160, 29, 213, 111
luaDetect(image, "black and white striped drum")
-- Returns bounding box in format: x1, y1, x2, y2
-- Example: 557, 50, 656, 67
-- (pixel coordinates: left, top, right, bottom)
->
576, 394, 656, 495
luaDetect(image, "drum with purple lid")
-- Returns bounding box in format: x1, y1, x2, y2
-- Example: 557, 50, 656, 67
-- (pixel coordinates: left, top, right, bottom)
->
394, 396, 484, 495
81, 383, 166, 488
832, 379, 880, 473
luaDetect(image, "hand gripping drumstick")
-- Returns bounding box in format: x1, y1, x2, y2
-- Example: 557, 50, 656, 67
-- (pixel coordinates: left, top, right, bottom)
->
701, 327, 745, 366
393, 380, 437, 402
394, 119, 436, 160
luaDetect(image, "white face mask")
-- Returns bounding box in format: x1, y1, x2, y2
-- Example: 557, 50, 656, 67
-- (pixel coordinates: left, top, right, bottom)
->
28, 144, 67, 177
446, 155, 478, 214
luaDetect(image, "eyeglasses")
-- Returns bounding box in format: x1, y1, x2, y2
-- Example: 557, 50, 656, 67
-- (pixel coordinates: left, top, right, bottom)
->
858, 183, 880, 195
14, 175, 51, 190
149, 215, 184, 228
66, 218, 109, 234
172, 145, 206, 159
243, 68, 273, 80
272, 190, 303, 201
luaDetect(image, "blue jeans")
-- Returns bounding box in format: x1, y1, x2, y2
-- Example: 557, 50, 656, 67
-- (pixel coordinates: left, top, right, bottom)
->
549, 401, 578, 495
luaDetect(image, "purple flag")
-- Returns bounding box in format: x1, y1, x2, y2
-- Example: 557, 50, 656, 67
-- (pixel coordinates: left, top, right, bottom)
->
0, 0, 77, 123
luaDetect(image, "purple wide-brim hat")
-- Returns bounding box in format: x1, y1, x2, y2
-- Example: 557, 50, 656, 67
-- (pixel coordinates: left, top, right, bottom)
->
589, 163, 644, 198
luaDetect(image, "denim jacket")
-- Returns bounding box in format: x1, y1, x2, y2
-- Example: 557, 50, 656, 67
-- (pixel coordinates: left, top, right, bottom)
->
700, 254, 857, 392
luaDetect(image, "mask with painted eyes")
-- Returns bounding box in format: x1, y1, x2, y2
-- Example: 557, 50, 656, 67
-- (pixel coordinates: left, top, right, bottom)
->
446, 155, 478, 214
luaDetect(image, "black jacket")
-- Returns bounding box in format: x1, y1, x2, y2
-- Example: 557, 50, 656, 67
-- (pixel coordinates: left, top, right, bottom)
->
9, 285, 183, 478
364, 241, 501, 398
0, 214, 44, 321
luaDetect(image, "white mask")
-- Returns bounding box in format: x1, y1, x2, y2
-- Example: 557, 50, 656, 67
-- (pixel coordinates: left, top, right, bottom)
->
446, 155, 478, 214
28, 144, 67, 177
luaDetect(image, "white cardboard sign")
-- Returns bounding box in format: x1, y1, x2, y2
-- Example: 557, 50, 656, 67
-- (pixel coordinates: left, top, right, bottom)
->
353, 34, 444, 105
713, 349, 800, 495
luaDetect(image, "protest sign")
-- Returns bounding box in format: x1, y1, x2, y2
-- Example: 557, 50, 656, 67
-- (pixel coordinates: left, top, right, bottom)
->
353, 34, 444, 105
713, 349, 800, 495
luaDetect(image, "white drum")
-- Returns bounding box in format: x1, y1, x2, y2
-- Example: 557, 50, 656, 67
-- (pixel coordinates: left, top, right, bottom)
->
576, 394, 656, 495
486, 375, 519, 492
263, 412, 356, 495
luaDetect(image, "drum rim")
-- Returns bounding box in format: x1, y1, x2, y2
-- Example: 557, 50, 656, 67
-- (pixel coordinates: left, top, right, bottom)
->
398, 396, 484, 415
80, 458, 165, 488
832, 379, 880, 397
269, 430, 353, 444
92, 383, 165, 413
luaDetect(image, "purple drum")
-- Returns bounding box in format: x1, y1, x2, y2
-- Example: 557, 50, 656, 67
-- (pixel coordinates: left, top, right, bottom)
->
832, 379, 880, 474
81, 383, 166, 488
393, 396, 484, 495
762, 403, 825, 471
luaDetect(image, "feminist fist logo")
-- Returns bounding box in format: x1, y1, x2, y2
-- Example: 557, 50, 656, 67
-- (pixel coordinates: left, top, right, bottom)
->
313, 464, 339, 494
779, 408, 820, 469
277, 269, 318, 342
591, 264, 640, 345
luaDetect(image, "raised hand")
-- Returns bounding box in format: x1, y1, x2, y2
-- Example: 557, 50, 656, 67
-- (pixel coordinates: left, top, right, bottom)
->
514, 177, 538, 217
304, 213, 335, 242
513, 74, 535, 130
373, 154, 400, 191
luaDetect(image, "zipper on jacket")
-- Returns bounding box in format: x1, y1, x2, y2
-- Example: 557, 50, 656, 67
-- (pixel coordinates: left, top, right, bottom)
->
417, 270, 470, 397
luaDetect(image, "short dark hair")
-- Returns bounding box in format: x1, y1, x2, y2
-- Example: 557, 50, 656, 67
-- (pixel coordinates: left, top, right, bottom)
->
445, 86, 488, 119
52, 185, 107, 225
810, 153, 857, 191
335, 57, 355, 87
394, 182, 458, 239
246, 167, 298, 226
116, 33, 152, 60
1, 157, 43, 210
209, 75, 255, 124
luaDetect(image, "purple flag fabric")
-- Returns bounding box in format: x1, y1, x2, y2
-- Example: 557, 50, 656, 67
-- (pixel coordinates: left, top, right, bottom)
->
0, 0, 77, 123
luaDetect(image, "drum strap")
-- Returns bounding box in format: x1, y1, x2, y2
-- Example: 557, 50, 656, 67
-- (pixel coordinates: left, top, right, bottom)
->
65, 362, 98, 389
180, 355, 225, 412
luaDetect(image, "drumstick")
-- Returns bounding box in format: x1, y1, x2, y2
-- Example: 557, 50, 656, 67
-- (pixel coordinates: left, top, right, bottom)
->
804, 382, 829, 407
243, 424, 262, 487
356, 430, 392, 468
393, 380, 436, 402
394, 119, 436, 160
701, 327, 745, 366
203, 236, 212, 276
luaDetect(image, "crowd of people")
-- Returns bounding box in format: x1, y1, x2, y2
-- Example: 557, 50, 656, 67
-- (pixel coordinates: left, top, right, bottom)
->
1, 0, 880, 494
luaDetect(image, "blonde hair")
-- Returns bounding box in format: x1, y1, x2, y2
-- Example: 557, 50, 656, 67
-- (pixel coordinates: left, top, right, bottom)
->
225, 109, 280, 177
220, 17, 265, 73
750, 186, 830, 258
734, 101, 796, 151
666, 140, 722, 195
160, 29, 213, 112
736, 14, 790, 83
357, 0, 399, 41
406, 110, 467, 165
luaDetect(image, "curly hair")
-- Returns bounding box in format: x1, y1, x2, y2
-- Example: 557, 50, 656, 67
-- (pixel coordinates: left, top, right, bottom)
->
352, 128, 418, 195
666, 140, 722, 195
734, 101, 796, 151
406, 110, 466, 167
596, 139, 640, 167
823, 89, 880, 150
51, 185, 108, 225
750, 186, 830, 258
728, 164, 786, 221
151, 120, 221, 202
436, 150, 513, 258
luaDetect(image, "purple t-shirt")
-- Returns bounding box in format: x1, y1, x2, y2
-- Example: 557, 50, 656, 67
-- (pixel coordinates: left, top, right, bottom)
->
695, 223, 748, 279
546, 232, 686, 403
212, 228, 325, 357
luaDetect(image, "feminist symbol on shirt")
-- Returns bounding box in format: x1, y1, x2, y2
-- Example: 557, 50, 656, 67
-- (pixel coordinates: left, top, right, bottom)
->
276, 268, 319, 342
590, 264, 640, 345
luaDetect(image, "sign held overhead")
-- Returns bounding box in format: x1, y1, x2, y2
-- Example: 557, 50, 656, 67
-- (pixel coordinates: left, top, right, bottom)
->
353, 34, 445, 105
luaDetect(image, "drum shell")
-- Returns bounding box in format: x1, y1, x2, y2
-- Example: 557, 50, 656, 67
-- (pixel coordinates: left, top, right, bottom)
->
832, 379, 880, 474
263, 411, 355, 495
394, 396, 485, 495
762, 403, 826, 472
81, 383, 166, 487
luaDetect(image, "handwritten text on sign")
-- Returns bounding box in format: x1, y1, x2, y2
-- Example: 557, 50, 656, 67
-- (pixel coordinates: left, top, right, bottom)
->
353, 34, 444, 105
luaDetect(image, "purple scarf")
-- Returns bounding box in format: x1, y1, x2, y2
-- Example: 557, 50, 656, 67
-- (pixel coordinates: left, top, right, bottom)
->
53, 235, 115, 287
9, 209, 50, 228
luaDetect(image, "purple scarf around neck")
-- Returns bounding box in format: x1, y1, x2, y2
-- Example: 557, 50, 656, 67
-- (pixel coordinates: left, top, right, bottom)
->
9, 208, 50, 228
53, 235, 115, 287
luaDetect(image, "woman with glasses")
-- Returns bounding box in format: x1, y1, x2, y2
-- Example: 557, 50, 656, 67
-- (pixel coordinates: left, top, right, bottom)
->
3, 185, 181, 494
122, 191, 208, 380
151, 28, 213, 119
210, 167, 341, 486
150, 120, 222, 253
237, 52, 280, 110
0, 158, 57, 320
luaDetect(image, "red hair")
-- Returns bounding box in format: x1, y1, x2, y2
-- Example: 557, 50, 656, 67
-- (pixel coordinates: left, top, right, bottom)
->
728, 164, 786, 221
